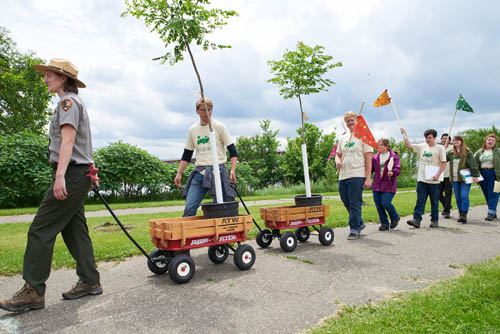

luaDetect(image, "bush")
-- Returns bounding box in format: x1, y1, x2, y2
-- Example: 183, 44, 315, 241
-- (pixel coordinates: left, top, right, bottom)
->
0, 132, 52, 208
94, 141, 173, 201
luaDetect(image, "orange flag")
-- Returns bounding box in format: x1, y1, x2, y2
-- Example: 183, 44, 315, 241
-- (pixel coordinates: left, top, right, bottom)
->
373, 89, 391, 107
354, 115, 379, 150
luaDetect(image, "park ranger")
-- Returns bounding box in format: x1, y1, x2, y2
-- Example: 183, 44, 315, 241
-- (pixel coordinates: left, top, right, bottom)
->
0, 59, 102, 312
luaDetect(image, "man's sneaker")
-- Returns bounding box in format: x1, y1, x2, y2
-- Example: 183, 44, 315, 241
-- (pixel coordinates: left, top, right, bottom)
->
443, 212, 451, 219
360, 223, 366, 231
0, 283, 44, 312
485, 213, 496, 221
429, 220, 439, 228
407, 219, 420, 228
379, 224, 389, 231
62, 279, 103, 300
390, 217, 400, 229
347, 233, 360, 240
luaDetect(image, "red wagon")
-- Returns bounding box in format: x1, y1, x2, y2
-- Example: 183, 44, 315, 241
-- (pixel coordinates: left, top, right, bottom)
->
257, 205, 333, 252
147, 214, 256, 283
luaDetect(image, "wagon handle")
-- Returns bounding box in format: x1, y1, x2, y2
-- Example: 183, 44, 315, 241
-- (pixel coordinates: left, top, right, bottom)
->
230, 182, 264, 233
92, 186, 152, 261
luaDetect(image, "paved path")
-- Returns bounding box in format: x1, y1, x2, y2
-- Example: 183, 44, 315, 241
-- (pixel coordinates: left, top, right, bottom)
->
0, 191, 417, 224
1, 205, 499, 334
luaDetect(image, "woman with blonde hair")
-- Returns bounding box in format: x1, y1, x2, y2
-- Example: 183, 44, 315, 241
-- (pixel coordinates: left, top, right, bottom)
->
474, 133, 500, 221
447, 135, 479, 223
335, 111, 373, 240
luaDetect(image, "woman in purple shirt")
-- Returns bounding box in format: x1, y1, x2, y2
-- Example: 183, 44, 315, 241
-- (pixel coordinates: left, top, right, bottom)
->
371, 139, 401, 231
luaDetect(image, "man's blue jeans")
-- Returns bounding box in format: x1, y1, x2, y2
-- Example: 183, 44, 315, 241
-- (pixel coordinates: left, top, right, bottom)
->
452, 181, 471, 212
372, 190, 399, 227
339, 177, 366, 235
183, 172, 234, 217
414, 181, 440, 222
479, 169, 500, 215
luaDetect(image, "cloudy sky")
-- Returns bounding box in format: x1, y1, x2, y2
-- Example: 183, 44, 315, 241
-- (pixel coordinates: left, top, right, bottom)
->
2, 0, 499, 159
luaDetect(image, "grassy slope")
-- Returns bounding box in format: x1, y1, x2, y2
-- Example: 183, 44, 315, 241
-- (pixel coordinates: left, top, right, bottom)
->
309, 256, 500, 334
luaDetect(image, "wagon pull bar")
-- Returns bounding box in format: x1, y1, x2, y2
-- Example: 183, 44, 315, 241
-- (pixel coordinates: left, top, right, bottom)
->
230, 182, 264, 233
92, 186, 151, 261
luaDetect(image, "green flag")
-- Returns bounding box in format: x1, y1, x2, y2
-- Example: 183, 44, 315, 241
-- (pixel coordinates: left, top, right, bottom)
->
456, 94, 473, 113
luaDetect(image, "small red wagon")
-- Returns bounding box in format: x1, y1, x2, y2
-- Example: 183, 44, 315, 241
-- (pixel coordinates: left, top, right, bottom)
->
257, 205, 333, 252
147, 214, 256, 283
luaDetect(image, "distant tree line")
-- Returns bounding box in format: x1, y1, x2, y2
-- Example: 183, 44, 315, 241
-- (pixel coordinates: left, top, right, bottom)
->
2, 25, 499, 208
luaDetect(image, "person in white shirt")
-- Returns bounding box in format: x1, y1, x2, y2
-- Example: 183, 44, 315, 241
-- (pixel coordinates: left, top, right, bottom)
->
401, 128, 446, 228
335, 111, 373, 240
174, 98, 238, 216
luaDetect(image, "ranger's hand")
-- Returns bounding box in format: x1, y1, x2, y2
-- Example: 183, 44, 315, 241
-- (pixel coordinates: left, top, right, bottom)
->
53, 176, 68, 200
230, 169, 237, 184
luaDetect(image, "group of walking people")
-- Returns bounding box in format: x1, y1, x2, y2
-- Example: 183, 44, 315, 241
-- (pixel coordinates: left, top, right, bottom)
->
336, 111, 500, 240
1, 59, 499, 313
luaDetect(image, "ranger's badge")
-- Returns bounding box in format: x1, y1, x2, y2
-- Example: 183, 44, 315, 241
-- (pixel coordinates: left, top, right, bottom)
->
61, 99, 72, 112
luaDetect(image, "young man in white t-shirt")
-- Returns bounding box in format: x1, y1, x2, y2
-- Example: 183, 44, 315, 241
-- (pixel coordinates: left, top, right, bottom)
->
401, 128, 446, 228
174, 98, 238, 216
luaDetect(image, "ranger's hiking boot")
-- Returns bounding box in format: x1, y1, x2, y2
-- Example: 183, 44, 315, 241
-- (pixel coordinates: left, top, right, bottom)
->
407, 219, 420, 228
0, 283, 44, 312
62, 279, 103, 300
429, 220, 439, 228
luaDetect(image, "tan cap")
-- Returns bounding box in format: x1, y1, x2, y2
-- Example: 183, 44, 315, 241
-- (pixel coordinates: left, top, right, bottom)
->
34, 58, 86, 88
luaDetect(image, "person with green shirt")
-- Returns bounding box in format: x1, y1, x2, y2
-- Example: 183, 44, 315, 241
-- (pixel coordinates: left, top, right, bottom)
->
447, 135, 479, 223
474, 133, 500, 221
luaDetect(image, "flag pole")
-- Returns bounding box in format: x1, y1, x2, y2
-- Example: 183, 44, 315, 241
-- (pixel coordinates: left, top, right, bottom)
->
447, 109, 458, 144
340, 101, 365, 165
390, 99, 407, 140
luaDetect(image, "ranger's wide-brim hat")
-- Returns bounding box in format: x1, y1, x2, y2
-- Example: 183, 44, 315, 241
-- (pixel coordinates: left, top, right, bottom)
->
34, 58, 86, 88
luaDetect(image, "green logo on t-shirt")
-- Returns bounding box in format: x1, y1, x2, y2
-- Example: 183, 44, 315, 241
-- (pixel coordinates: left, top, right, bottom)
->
344, 141, 355, 148
423, 151, 433, 158
481, 153, 492, 160
197, 136, 209, 145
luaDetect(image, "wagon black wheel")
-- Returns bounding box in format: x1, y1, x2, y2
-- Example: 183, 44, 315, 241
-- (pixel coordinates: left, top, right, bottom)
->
147, 249, 169, 275
168, 254, 195, 284
208, 244, 229, 264
280, 231, 297, 252
295, 227, 310, 242
234, 244, 256, 270
256, 229, 273, 248
319, 226, 334, 246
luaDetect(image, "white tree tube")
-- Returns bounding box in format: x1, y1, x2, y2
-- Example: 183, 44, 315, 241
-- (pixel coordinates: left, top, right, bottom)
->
210, 131, 224, 203
301, 143, 312, 197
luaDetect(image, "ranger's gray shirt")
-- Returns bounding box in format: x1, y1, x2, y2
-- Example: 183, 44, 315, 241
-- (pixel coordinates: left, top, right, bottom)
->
48, 92, 93, 165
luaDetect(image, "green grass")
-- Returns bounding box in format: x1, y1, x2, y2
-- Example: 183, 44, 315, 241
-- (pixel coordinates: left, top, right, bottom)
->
0, 187, 417, 216
0, 188, 488, 276
308, 256, 500, 334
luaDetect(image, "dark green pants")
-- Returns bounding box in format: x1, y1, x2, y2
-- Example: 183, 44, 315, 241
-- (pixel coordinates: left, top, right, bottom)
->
23, 165, 100, 296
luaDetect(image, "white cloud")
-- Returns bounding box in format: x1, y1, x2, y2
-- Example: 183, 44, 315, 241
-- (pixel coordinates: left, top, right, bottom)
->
1, 0, 499, 159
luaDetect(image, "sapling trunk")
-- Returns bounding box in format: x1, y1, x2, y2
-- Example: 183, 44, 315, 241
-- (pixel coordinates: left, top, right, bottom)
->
298, 94, 311, 197
185, 36, 223, 203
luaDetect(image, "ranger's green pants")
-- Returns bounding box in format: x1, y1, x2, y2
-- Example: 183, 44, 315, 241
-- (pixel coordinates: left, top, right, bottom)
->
23, 165, 100, 296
